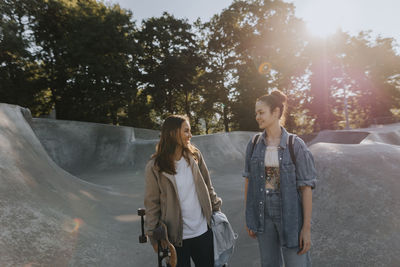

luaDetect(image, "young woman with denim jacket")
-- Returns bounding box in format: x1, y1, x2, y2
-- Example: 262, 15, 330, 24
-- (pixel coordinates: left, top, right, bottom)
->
243, 91, 317, 267
144, 115, 222, 267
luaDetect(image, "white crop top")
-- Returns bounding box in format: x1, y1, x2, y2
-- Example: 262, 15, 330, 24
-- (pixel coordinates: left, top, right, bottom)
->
264, 146, 279, 167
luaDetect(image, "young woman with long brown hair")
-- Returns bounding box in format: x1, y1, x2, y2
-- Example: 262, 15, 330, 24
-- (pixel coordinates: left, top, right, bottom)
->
144, 115, 222, 267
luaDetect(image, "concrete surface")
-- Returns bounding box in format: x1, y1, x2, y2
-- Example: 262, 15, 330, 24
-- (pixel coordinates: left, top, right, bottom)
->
0, 103, 399, 266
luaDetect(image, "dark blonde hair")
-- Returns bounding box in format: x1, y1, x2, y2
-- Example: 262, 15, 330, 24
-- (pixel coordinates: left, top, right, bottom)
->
153, 115, 198, 174
257, 90, 288, 125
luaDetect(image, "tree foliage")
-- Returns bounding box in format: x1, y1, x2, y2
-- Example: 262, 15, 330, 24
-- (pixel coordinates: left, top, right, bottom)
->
137, 12, 205, 131
1, 0, 399, 133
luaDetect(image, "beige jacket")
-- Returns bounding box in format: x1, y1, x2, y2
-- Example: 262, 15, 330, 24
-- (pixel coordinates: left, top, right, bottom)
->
144, 150, 222, 247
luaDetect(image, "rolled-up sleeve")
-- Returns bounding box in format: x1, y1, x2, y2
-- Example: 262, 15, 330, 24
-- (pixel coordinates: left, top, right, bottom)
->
242, 138, 253, 178
197, 150, 222, 211
294, 137, 317, 189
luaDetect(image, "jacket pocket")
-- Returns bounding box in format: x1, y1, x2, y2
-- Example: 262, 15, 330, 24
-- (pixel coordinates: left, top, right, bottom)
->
281, 163, 296, 185
281, 162, 295, 172
250, 158, 262, 178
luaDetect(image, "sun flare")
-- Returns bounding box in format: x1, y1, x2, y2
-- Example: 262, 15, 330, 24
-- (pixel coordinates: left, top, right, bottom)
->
302, 1, 345, 37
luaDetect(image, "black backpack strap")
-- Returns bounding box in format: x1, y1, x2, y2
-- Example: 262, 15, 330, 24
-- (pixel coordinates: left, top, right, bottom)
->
251, 133, 261, 157
288, 134, 297, 167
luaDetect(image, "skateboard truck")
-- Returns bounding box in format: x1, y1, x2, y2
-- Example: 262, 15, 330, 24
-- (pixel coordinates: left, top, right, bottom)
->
138, 208, 176, 267
138, 208, 147, 243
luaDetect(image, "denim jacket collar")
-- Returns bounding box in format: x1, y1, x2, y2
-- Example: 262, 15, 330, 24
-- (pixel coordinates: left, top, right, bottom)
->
261, 126, 289, 149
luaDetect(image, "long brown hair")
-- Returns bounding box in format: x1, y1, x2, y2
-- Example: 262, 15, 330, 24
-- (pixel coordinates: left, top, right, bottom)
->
257, 90, 288, 126
153, 115, 198, 174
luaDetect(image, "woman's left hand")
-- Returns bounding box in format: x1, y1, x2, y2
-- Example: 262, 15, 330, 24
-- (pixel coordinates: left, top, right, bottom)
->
298, 227, 311, 255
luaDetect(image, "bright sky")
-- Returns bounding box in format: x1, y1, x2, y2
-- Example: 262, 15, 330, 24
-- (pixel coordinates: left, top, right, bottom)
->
111, 0, 400, 45
294, 0, 399, 41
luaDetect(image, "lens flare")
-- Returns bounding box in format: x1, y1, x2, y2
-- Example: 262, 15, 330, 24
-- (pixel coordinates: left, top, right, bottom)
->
63, 218, 84, 234
258, 62, 271, 75
79, 190, 98, 201
72, 218, 83, 233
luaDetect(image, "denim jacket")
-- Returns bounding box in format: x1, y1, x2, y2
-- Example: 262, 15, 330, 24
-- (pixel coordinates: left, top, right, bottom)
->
243, 127, 317, 248
211, 211, 238, 267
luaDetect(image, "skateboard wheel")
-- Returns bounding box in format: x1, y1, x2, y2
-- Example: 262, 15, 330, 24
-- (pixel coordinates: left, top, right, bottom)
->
139, 235, 147, 243
138, 208, 145, 216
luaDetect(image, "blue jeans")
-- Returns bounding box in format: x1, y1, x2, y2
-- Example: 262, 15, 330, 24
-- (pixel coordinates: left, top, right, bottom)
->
256, 189, 311, 267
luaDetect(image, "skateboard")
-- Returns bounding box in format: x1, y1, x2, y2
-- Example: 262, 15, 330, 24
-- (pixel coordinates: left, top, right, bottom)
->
138, 208, 177, 267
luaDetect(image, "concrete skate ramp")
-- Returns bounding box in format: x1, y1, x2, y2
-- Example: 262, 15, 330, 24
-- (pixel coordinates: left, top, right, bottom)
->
361, 123, 400, 146
31, 118, 159, 175
309, 130, 370, 145
0, 104, 161, 266
1, 103, 400, 266
310, 142, 400, 266
310, 123, 400, 146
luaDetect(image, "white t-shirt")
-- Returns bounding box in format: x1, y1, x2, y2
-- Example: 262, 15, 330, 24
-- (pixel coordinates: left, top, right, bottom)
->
175, 157, 208, 239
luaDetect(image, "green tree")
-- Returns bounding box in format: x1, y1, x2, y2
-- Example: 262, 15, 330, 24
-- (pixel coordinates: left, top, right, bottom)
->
197, 8, 243, 132
137, 12, 205, 131
304, 30, 400, 130
0, 0, 49, 115
203, 0, 307, 131
31, 0, 140, 124
304, 35, 343, 131
343, 32, 400, 126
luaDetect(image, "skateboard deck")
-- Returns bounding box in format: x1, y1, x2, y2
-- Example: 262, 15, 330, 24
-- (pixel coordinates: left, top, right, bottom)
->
153, 221, 177, 267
